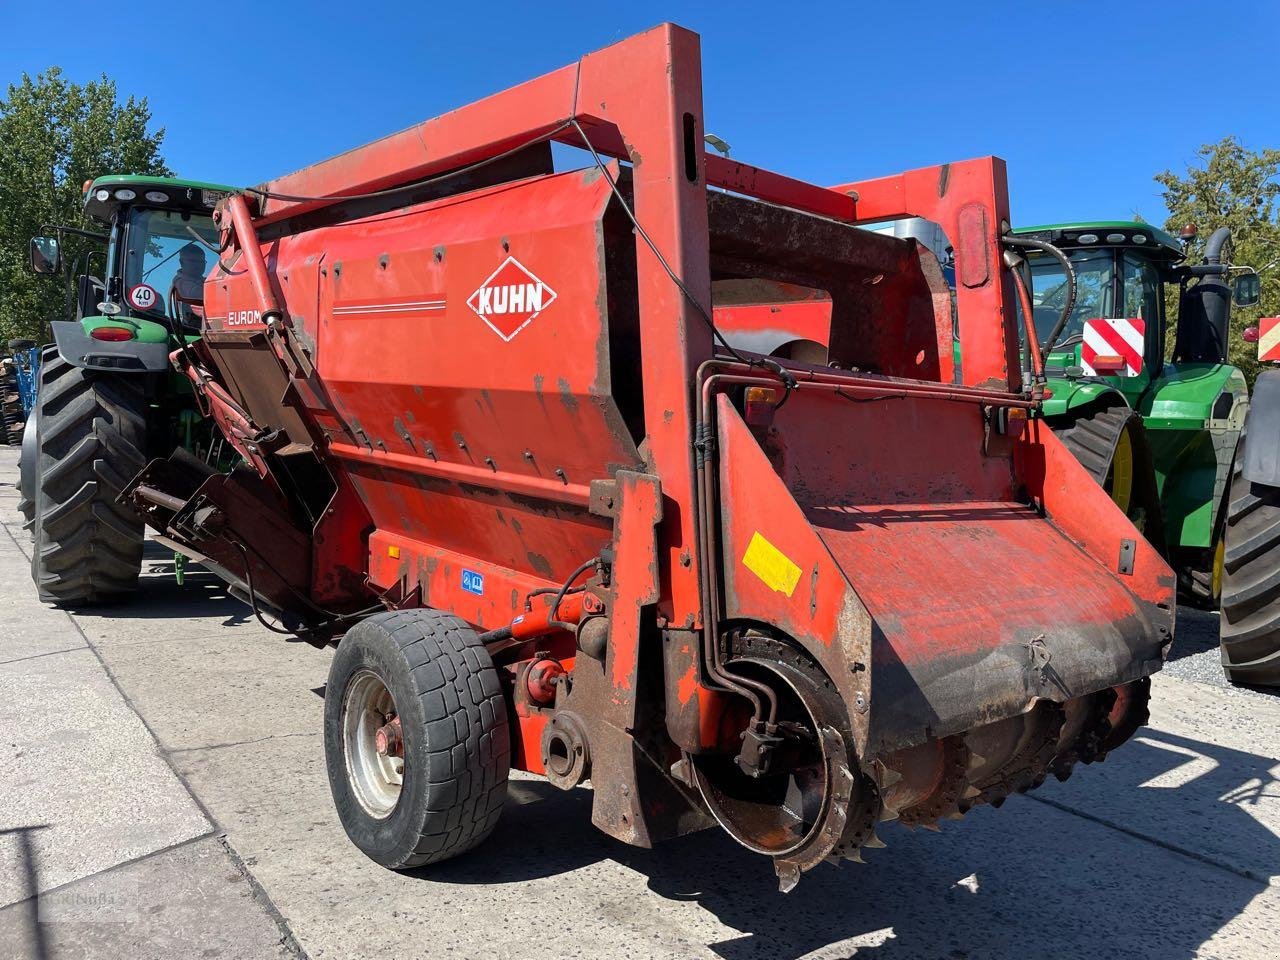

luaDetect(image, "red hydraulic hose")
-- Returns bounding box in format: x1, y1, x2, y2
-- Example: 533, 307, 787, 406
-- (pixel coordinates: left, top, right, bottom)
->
1009, 265, 1046, 389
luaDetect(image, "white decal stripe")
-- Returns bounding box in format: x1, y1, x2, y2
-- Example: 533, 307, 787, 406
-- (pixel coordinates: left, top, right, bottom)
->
1259, 321, 1280, 361
1082, 324, 1115, 358
1082, 321, 1142, 376
332, 301, 446, 315
1114, 319, 1145, 354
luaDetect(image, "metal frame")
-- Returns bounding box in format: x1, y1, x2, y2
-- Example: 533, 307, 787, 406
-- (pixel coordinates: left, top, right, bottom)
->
225, 23, 1021, 632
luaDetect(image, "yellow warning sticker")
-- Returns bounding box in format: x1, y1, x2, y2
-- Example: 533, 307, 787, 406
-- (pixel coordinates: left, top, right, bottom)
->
387, 545, 401, 559
742, 532, 802, 597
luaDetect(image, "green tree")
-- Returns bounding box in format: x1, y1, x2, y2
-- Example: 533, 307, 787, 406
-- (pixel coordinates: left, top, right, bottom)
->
1155, 136, 1280, 384
0, 68, 170, 344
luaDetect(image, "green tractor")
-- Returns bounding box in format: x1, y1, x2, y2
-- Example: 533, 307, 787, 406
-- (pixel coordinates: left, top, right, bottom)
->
21, 175, 236, 605
1007, 220, 1276, 685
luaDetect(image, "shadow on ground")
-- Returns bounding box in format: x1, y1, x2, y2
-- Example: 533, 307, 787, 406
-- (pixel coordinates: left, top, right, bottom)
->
421, 726, 1277, 960
1168, 605, 1221, 662
61, 543, 251, 626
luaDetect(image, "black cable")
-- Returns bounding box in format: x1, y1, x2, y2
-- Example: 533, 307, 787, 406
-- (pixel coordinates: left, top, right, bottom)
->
230, 539, 384, 635
184, 225, 240, 275
549, 555, 600, 626
525, 584, 585, 607
568, 118, 798, 393
834, 388, 908, 404
185, 224, 233, 254
230, 540, 305, 636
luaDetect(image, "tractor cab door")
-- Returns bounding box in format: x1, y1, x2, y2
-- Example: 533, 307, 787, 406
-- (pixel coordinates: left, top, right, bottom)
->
75, 273, 105, 321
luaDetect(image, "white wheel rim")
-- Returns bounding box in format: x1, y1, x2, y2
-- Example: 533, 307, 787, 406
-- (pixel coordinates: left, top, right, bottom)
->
342, 670, 403, 818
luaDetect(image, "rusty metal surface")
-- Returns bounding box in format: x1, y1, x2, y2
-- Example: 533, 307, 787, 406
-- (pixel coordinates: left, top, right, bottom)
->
706, 191, 953, 383
831, 158, 1020, 391
713, 381, 1173, 757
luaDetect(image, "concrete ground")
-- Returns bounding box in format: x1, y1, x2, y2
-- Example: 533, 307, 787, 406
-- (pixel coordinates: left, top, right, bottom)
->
0, 445, 1277, 960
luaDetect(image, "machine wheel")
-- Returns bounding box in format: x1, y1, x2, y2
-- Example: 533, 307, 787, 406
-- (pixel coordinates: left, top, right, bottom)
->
30, 354, 147, 604
324, 609, 510, 869
1220, 440, 1280, 687
1180, 538, 1225, 608
16, 411, 36, 527
1056, 406, 1139, 514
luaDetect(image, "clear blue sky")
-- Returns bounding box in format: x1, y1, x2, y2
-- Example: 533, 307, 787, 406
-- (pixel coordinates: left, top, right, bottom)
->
3, 1, 1277, 227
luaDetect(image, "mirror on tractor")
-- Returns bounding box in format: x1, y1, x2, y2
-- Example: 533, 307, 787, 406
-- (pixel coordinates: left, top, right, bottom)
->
29, 235, 60, 275
1234, 272, 1261, 307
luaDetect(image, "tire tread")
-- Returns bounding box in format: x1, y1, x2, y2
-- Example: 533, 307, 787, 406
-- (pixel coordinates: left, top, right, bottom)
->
30, 354, 146, 605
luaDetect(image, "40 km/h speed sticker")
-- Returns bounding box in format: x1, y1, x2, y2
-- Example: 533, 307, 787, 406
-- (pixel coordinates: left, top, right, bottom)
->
127, 283, 160, 312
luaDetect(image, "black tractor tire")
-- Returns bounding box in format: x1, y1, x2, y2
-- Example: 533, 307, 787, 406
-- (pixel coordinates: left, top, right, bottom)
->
17, 346, 56, 531
1181, 548, 1221, 608
16, 407, 37, 528
1057, 406, 1135, 491
324, 609, 510, 869
1055, 405, 1164, 548
0, 400, 16, 447
1220, 439, 1280, 687
30, 353, 147, 605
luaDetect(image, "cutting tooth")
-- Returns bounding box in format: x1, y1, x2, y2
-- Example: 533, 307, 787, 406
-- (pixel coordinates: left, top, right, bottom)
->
775, 862, 800, 893
875, 763, 904, 790
878, 803, 900, 823
947, 811, 965, 821
846, 851, 865, 864
962, 785, 982, 799
921, 822, 941, 832
863, 833, 887, 849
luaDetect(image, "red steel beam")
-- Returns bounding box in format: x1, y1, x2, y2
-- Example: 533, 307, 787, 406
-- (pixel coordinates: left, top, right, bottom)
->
704, 156, 856, 222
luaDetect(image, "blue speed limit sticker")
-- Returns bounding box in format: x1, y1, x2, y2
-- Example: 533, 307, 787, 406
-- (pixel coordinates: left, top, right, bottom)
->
461, 569, 484, 595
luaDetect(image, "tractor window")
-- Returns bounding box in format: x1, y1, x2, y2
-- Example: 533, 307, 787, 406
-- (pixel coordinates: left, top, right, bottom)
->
1122, 252, 1161, 325
1028, 249, 1115, 345
123, 208, 219, 325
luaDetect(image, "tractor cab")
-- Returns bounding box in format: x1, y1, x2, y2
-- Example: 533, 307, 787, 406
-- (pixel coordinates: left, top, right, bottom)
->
1015, 220, 1260, 403
30, 176, 233, 339
1015, 222, 1185, 403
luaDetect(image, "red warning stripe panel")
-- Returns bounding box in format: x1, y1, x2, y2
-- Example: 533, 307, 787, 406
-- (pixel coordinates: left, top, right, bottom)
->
1258, 317, 1280, 362
1081, 318, 1145, 377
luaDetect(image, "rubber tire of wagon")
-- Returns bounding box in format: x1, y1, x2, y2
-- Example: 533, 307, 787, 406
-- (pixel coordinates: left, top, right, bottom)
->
1220, 438, 1280, 687
30, 352, 146, 604
324, 609, 511, 869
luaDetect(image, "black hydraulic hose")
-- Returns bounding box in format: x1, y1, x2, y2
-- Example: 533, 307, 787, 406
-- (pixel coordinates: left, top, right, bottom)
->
1003, 234, 1077, 358
547, 555, 600, 630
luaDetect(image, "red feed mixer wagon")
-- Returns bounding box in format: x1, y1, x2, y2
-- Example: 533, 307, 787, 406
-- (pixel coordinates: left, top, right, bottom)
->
124, 23, 1174, 888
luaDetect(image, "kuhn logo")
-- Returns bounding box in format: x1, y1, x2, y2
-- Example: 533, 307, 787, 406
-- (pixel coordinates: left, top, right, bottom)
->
466, 256, 556, 341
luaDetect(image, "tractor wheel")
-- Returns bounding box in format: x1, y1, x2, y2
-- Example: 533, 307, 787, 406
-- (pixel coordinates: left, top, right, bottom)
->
29, 354, 147, 605
1181, 539, 1224, 608
324, 609, 510, 869
1056, 406, 1141, 515
17, 347, 56, 531
1220, 440, 1280, 687
16, 409, 37, 528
